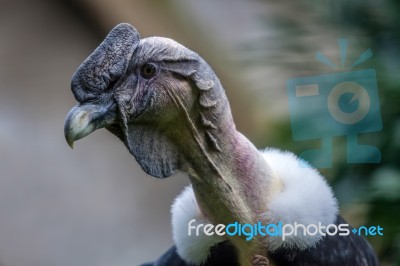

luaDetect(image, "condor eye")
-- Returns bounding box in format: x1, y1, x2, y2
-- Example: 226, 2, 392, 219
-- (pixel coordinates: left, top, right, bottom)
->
140, 63, 158, 79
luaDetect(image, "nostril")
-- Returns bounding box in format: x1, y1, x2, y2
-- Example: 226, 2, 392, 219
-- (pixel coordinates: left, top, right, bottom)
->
106, 78, 119, 92
84, 94, 98, 102
72, 86, 98, 103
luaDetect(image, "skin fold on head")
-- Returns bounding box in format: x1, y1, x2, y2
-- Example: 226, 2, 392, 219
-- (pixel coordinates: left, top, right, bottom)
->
64, 23, 278, 266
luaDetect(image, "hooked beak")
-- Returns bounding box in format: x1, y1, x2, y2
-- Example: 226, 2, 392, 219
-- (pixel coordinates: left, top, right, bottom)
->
64, 104, 111, 148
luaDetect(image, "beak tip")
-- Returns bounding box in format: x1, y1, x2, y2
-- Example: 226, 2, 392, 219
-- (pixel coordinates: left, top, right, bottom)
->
65, 131, 75, 149
67, 140, 74, 149
64, 122, 75, 149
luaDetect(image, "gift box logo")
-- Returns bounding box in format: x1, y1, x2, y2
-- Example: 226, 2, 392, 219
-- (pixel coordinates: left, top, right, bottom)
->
287, 39, 382, 168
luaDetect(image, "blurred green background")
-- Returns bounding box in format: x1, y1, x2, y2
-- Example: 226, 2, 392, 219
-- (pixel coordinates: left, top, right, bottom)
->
0, 0, 398, 265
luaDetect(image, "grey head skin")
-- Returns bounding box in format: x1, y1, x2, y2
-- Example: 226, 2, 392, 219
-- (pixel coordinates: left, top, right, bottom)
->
64, 23, 281, 266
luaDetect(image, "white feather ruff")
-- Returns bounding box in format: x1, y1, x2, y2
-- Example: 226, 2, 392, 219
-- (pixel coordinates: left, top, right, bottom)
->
261, 148, 338, 251
171, 149, 338, 263
171, 186, 224, 264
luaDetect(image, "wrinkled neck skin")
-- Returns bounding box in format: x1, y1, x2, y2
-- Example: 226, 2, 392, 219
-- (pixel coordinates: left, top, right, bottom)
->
167, 85, 276, 263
